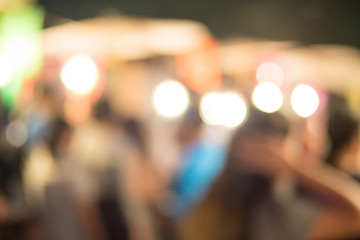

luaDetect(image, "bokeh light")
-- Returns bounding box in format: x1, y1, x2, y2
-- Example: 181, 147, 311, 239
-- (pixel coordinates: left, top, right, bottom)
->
3, 38, 33, 67
0, 54, 14, 87
200, 91, 247, 128
153, 80, 189, 118
221, 92, 247, 128
291, 84, 320, 118
252, 82, 283, 113
200, 92, 224, 126
5, 120, 27, 147
256, 62, 284, 86
61, 55, 98, 95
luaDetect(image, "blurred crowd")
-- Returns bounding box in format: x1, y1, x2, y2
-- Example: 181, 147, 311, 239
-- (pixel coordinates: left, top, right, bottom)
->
2, 1, 360, 239
2, 82, 360, 240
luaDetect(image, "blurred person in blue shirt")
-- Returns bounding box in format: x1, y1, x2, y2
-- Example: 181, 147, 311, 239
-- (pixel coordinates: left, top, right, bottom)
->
171, 106, 226, 217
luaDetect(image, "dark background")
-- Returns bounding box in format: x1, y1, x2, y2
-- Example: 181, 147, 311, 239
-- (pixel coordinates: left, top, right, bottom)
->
38, 0, 360, 48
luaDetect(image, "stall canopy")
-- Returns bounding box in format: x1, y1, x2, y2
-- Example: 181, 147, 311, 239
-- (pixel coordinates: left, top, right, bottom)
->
42, 16, 211, 60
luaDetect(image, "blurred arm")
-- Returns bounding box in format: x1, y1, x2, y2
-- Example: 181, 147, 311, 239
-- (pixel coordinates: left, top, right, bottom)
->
235, 136, 360, 239
292, 163, 360, 239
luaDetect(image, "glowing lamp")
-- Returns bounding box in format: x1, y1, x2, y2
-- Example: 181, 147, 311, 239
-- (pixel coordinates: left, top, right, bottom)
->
252, 82, 283, 113
61, 55, 98, 95
200, 91, 247, 128
199, 92, 224, 126
153, 80, 189, 118
291, 84, 319, 118
221, 92, 248, 128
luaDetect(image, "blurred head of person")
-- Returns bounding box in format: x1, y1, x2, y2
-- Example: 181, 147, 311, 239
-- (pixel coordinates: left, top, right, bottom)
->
46, 117, 72, 159
34, 84, 60, 117
123, 118, 147, 154
325, 92, 360, 173
326, 109, 359, 172
93, 99, 147, 154
93, 99, 113, 122
229, 107, 290, 176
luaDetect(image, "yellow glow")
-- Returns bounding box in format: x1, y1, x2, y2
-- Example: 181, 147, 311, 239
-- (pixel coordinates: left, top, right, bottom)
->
200, 92, 247, 128
61, 55, 98, 95
256, 62, 284, 86
23, 145, 55, 206
0, 54, 14, 87
5, 120, 27, 147
153, 80, 189, 118
252, 82, 283, 113
291, 84, 320, 118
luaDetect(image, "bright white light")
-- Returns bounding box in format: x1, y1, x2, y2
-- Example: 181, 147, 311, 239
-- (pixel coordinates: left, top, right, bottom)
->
291, 84, 320, 118
252, 82, 283, 113
256, 62, 284, 86
221, 92, 247, 128
200, 92, 247, 128
153, 80, 189, 118
5, 120, 27, 147
0, 54, 14, 87
200, 92, 224, 126
61, 55, 98, 95
3, 38, 33, 67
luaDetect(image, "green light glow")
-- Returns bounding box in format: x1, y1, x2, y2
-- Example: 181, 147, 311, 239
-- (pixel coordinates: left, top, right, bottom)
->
0, 5, 43, 108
